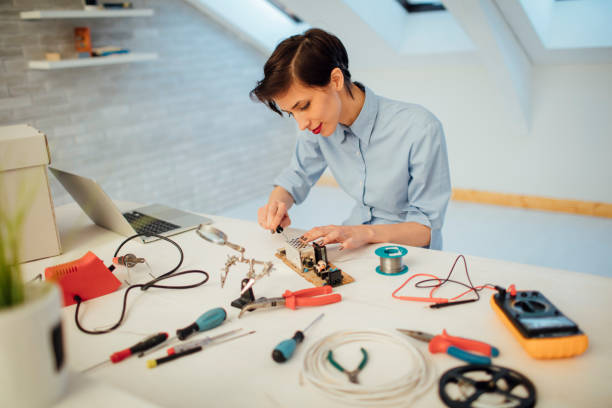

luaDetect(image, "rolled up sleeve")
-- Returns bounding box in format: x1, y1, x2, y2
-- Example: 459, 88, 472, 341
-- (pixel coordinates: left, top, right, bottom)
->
402, 119, 451, 249
274, 132, 327, 205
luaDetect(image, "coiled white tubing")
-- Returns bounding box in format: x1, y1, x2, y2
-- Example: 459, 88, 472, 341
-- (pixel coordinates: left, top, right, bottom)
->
302, 330, 435, 406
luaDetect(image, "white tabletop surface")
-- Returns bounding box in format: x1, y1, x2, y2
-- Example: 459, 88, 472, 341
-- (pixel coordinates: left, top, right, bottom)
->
21, 203, 612, 408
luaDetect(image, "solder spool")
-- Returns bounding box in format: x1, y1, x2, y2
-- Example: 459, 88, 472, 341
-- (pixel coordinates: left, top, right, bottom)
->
375, 245, 408, 276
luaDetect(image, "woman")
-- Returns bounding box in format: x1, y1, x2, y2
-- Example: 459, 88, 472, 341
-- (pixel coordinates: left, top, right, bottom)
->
250, 28, 451, 250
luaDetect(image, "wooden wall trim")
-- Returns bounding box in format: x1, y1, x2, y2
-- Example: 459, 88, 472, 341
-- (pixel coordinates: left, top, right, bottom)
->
316, 175, 612, 218
451, 189, 612, 218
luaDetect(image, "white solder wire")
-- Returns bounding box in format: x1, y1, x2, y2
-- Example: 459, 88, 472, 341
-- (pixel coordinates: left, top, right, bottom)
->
301, 330, 434, 407
379, 256, 404, 274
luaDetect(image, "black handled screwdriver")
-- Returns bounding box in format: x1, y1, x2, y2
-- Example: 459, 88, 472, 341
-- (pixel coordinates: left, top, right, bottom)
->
274, 226, 289, 241
139, 307, 227, 357
272, 313, 324, 363
81, 332, 168, 373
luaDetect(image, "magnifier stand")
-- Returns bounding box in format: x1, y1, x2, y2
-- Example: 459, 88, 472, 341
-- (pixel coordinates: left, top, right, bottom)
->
196, 225, 274, 304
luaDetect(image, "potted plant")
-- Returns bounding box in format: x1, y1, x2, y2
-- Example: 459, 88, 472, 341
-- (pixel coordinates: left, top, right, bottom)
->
0, 180, 67, 408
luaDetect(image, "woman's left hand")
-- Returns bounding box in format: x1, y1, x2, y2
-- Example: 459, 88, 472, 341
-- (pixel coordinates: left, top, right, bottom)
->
301, 225, 374, 250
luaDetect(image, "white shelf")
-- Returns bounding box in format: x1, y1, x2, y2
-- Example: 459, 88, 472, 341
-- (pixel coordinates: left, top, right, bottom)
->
20, 9, 154, 19
28, 53, 158, 70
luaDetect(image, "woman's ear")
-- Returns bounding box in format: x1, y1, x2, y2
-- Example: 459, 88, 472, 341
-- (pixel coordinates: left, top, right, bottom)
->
330, 67, 344, 91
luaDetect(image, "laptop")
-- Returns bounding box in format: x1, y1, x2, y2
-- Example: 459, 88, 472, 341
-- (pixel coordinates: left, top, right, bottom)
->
49, 167, 212, 243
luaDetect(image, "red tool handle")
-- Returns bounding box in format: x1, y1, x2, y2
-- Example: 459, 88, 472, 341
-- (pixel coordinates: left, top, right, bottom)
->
284, 286, 332, 298
110, 349, 132, 363
282, 286, 341, 310
110, 332, 169, 363
429, 329, 495, 356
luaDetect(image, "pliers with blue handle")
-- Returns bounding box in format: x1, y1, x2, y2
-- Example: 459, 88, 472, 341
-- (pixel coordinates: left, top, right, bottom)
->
397, 329, 499, 365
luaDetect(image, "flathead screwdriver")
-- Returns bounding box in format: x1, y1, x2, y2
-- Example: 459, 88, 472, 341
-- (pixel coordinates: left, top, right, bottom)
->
111, 332, 169, 362
81, 332, 168, 373
176, 307, 227, 340
139, 307, 227, 357
272, 313, 324, 363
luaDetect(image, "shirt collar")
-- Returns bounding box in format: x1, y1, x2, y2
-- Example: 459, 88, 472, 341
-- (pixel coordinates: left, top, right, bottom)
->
340, 86, 378, 147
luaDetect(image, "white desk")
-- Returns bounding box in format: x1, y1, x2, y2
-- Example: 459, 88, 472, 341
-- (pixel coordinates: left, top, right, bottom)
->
22, 203, 612, 407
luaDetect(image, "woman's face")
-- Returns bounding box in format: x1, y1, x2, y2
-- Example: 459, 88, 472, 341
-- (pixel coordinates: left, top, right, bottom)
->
273, 78, 343, 137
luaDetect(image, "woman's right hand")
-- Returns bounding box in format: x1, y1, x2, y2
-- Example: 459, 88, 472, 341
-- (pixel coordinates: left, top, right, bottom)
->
258, 199, 291, 232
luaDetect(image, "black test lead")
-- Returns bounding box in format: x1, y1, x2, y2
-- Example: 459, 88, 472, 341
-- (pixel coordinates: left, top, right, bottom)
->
430, 299, 478, 308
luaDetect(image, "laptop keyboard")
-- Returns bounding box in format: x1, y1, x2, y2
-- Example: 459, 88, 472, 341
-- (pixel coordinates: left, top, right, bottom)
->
123, 211, 180, 237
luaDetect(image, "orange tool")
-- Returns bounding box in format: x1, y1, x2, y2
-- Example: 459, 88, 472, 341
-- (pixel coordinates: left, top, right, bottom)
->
397, 329, 499, 365
238, 286, 341, 318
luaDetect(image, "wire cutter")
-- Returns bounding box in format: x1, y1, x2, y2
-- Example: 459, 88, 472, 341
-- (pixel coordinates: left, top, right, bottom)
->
397, 329, 499, 365
327, 348, 368, 384
238, 286, 341, 318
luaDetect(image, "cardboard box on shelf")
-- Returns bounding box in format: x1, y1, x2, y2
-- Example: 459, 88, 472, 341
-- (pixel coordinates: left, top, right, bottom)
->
45, 53, 61, 61
0, 124, 61, 263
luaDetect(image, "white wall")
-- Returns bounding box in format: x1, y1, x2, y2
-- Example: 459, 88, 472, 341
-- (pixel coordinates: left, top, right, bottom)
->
356, 62, 612, 203
0, 0, 296, 214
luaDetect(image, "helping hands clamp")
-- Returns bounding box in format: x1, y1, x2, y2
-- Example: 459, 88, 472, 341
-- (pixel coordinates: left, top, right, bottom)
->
218, 243, 274, 292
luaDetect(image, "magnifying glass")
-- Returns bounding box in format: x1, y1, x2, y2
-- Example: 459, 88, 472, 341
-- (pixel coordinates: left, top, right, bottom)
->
196, 224, 244, 253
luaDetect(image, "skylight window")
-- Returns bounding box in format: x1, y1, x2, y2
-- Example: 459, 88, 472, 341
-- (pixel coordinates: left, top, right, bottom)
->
266, 0, 303, 24
395, 0, 445, 13
519, 0, 612, 49
189, 0, 309, 52
343, 0, 474, 54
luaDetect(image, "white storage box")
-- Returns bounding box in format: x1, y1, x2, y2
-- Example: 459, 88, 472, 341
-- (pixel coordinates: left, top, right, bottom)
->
0, 124, 61, 263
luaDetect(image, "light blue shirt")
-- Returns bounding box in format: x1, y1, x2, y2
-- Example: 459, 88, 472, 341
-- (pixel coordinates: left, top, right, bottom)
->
274, 86, 451, 250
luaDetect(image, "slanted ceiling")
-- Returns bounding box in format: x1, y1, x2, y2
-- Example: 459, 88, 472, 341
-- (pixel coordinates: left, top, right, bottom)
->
183, 0, 612, 130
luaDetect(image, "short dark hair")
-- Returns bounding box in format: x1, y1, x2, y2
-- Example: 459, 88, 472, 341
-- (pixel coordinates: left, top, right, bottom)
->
250, 28, 354, 116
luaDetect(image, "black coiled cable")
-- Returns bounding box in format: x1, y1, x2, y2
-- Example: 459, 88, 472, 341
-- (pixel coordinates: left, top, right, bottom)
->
74, 233, 209, 335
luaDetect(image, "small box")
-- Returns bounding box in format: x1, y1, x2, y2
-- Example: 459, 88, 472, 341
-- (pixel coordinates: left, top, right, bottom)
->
0, 124, 61, 263
45, 52, 61, 61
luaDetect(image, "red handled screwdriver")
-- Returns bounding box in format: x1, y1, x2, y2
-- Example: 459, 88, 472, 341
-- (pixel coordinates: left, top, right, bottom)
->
111, 332, 169, 362
139, 307, 227, 357
82, 332, 169, 373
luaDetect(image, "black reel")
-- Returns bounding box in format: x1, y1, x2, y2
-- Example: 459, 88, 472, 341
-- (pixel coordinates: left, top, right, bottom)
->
439, 364, 536, 408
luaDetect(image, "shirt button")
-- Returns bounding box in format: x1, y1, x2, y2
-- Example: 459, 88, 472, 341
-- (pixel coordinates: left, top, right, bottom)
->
355, 151, 359, 157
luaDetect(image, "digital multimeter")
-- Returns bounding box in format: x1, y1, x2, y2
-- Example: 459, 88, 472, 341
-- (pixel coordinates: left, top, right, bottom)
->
491, 289, 588, 359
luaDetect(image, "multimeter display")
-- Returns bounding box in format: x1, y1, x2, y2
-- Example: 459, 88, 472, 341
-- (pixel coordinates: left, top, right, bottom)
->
519, 316, 577, 335
491, 289, 588, 359
494, 291, 581, 338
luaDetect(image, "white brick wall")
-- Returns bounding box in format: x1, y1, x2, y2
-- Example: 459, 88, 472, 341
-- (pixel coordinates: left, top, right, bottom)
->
0, 0, 296, 215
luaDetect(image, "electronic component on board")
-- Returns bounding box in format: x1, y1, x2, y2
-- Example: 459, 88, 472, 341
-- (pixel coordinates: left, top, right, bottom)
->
313, 241, 328, 265
276, 239, 354, 287
491, 288, 588, 359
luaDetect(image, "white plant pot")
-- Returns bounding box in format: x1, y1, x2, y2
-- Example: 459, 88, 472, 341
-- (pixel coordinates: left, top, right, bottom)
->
0, 281, 67, 407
